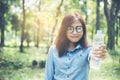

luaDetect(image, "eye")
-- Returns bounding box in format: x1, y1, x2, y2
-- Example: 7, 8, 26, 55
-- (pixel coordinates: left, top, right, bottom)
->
76, 26, 83, 32
67, 27, 74, 33
67, 27, 72, 30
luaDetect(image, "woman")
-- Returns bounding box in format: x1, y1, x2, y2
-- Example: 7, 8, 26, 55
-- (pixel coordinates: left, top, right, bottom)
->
44, 12, 107, 80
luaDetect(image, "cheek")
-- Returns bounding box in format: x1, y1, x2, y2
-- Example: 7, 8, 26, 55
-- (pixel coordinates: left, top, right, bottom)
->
80, 32, 83, 38
66, 32, 70, 39
77, 33, 83, 41
66, 32, 84, 41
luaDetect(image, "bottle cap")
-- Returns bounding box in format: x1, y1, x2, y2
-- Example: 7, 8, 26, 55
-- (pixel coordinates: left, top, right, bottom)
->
97, 30, 102, 34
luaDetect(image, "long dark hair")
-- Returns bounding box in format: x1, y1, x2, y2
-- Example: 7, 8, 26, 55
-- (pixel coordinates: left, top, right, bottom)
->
54, 12, 88, 57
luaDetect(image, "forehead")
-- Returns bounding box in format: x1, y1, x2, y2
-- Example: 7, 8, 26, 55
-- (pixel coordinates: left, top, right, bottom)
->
71, 20, 82, 27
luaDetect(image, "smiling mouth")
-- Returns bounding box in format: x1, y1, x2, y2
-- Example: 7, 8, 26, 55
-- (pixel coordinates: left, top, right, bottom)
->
71, 36, 79, 38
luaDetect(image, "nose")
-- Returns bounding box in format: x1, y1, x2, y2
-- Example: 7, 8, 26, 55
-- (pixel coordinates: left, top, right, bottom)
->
72, 28, 77, 34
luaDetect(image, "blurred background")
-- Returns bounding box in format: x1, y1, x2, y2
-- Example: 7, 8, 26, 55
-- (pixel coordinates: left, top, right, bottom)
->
0, 0, 120, 80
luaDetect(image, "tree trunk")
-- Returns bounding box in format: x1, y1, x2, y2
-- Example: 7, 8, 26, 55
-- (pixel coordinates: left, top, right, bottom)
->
107, 20, 115, 49
50, 0, 63, 43
0, 23, 5, 47
47, 0, 63, 54
118, 17, 120, 46
115, 17, 119, 45
83, 0, 88, 24
0, 1, 7, 47
20, 0, 25, 52
35, 27, 40, 48
103, 0, 120, 50
96, 0, 100, 32
0, 15, 5, 47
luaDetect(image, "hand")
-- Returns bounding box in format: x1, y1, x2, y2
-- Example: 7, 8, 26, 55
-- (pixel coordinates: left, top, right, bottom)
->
91, 45, 107, 60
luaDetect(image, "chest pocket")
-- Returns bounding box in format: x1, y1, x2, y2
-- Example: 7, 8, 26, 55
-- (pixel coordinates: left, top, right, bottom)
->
72, 52, 88, 67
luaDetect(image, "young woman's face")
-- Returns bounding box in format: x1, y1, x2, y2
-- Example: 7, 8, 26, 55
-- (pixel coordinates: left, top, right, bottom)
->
66, 20, 83, 44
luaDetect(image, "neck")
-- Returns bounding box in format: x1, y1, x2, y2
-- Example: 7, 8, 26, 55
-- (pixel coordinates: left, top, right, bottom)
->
68, 43, 75, 50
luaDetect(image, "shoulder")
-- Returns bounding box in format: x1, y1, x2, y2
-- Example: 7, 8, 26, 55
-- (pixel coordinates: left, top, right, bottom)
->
49, 45, 57, 51
83, 45, 92, 52
48, 45, 59, 57
48, 45, 58, 54
86, 45, 92, 50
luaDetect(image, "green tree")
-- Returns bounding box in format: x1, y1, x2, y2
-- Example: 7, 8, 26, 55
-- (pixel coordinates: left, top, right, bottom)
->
104, 0, 120, 49
10, 14, 21, 37
0, 0, 20, 47
20, 0, 25, 52
0, 0, 9, 47
50, 0, 64, 43
96, 0, 100, 31
115, 16, 120, 46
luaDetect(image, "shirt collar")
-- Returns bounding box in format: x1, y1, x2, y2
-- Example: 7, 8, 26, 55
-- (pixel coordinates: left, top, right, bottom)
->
67, 44, 82, 52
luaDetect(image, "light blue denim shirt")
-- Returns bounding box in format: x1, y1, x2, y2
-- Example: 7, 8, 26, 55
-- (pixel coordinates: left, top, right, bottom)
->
44, 44, 91, 80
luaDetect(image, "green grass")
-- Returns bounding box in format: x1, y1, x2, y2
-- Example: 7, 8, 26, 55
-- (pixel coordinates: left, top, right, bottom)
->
0, 68, 45, 80
0, 47, 120, 80
0, 47, 47, 80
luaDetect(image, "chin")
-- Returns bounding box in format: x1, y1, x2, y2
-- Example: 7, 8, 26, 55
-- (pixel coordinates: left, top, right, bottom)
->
70, 40, 79, 43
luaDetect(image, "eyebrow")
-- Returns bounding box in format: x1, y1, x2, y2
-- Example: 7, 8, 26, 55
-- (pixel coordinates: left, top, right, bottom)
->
69, 25, 83, 27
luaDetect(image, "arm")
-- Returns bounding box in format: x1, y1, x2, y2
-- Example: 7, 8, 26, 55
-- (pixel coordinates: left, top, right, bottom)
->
44, 46, 55, 80
86, 46, 92, 62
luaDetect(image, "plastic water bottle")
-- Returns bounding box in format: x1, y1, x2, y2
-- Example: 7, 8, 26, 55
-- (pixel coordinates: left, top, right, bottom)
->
90, 30, 104, 70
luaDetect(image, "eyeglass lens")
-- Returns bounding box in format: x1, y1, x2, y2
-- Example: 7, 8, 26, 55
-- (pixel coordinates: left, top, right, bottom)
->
67, 26, 83, 33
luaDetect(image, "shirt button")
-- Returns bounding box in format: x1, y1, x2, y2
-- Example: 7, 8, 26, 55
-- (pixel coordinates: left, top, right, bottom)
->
80, 54, 82, 56
68, 66, 70, 69
68, 58, 71, 60
67, 75, 69, 78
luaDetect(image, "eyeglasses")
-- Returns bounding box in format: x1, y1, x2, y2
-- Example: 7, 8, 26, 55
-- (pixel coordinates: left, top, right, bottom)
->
67, 26, 83, 33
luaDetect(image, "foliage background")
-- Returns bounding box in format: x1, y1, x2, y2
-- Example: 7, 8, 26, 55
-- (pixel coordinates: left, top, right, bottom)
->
0, 0, 120, 80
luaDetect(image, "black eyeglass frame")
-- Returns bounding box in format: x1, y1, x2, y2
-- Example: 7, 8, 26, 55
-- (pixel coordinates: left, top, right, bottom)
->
67, 26, 83, 33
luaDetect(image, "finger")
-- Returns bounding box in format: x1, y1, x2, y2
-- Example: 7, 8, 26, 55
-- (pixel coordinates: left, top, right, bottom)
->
93, 46, 106, 51
94, 53, 106, 59
100, 56, 106, 60
92, 50, 107, 58
99, 45, 106, 50
92, 50, 102, 54
102, 49, 107, 54
99, 51, 107, 59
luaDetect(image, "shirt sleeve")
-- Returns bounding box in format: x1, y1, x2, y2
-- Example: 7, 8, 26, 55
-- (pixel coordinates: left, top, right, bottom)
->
44, 46, 55, 80
87, 46, 92, 62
